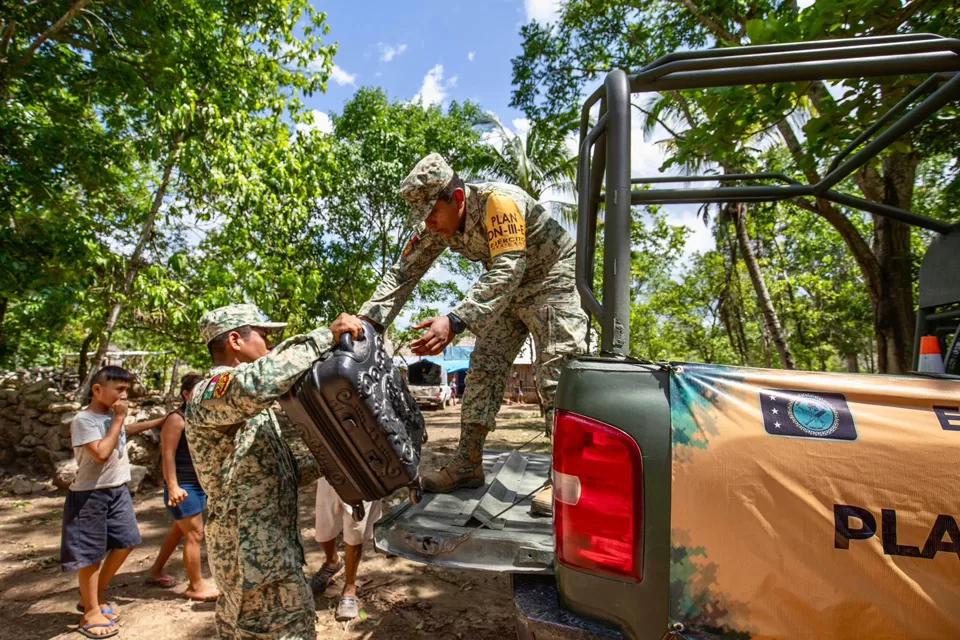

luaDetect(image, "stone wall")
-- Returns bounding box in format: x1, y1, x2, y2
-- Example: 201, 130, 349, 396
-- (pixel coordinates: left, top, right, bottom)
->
0, 368, 176, 494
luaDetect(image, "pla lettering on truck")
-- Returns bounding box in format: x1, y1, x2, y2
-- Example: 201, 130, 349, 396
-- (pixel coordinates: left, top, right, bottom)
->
834, 505, 960, 560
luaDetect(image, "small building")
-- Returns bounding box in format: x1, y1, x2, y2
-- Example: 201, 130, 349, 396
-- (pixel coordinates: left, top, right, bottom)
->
508, 339, 538, 405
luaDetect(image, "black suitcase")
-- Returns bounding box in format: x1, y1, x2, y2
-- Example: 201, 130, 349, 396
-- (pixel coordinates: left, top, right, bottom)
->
279, 321, 426, 520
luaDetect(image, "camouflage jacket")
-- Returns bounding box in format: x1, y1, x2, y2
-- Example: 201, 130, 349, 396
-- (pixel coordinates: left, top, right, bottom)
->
184, 329, 330, 605
358, 182, 577, 335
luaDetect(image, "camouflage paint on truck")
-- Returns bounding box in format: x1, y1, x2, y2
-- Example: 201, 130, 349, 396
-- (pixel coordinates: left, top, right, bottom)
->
669, 364, 960, 639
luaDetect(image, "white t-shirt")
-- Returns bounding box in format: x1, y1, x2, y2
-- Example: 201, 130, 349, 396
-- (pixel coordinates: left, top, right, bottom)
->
70, 409, 131, 491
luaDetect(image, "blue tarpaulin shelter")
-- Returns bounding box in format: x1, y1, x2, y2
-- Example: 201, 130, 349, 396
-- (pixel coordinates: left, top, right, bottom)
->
422, 345, 473, 373
395, 345, 474, 374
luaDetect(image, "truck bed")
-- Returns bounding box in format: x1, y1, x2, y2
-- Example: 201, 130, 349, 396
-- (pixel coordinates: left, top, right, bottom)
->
375, 450, 554, 573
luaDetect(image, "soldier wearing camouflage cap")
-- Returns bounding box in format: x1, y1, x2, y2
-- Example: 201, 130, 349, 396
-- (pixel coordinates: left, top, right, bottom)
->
332, 153, 588, 516
186, 305, 350, 639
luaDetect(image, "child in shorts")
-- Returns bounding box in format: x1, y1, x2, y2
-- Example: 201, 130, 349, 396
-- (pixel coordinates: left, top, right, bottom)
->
310, 479, 382, 621
141, 373, 219, 601
61, 366, 142, 639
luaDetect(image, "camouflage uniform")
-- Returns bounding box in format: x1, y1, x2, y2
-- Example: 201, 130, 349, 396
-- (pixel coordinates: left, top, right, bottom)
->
358, 154, 587, 491
185, 305, 330, 639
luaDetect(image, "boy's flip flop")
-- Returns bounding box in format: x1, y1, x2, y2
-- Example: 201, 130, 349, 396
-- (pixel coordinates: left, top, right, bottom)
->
335, 595, 359, 621
76, 621, 119, 638
76, 604, 120, 620
310, 559, 344, 595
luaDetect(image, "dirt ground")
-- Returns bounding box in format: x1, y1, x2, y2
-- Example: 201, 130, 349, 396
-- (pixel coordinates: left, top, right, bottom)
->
0, 403, 551, 640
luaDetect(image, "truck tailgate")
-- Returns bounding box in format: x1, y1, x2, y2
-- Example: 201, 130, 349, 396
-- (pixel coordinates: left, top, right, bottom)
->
375, 450, 554, 573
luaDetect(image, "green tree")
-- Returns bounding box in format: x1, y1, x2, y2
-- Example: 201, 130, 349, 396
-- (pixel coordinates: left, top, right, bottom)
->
512, 0, 959, 372
0, 1, 339, 391
155, 88, 491, 358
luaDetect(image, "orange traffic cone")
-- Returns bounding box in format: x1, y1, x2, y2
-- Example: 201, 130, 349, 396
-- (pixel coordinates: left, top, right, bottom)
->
918, 336, 945, 373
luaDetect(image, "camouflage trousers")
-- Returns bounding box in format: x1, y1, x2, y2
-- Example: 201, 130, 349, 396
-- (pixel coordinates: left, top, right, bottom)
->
216, 570, 315, 639
461, 280, 588, 435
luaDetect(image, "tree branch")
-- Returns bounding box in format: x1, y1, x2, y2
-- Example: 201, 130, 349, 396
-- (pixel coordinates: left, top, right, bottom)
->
668, 91, 698, 128
777, 119, 820, 184
789, 197, 819, 214
669, 0, 739, 45
776, 119, 882, 301
49, 32, 98, 52
632, 103, 686, 141
10, 0, 92, 73
1, 20, 15, 61
554, 65, 614, 77
876, 0, 934, 35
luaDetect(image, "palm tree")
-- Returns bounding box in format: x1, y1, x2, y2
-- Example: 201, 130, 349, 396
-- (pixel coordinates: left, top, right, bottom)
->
719, 199, 797, 370
472, 112, 579, 224
640, 92, 797, 369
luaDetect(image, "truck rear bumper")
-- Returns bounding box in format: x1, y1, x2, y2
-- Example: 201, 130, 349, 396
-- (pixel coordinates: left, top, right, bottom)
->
513, 574, 623, 640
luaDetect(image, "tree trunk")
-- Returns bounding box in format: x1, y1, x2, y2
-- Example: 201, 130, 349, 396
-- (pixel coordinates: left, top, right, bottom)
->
846, 353, 860, 373
0, 296, 7, 359
77, 329, 98, 387
167, 358, 181, 397
719, 234, 750, 366
856, 153, 918, 374
758, 315, 773, 368
77, 135, 182, 400
728, 202, 797, 369
776, 119, 923, 373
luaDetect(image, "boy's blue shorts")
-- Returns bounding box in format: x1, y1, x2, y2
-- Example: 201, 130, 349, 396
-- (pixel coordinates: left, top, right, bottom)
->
61, 485, 141, 572
164, 482, 207, 521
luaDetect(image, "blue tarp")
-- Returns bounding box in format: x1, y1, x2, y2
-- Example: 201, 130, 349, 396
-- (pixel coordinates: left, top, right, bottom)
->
422, 356, 471, 373
444, 345, 474, 361
416, 345, 473, 373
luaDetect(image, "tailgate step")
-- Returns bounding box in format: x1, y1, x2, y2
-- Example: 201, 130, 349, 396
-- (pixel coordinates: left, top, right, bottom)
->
472, 449, 528, 530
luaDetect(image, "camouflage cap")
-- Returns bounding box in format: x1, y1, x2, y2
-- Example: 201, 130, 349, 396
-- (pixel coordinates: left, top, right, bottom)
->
198, 304, 288, 344
400, 152, 455, 226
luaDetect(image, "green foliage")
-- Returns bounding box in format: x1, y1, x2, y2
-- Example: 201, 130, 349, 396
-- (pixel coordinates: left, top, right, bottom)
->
2, 0, 336, 366
4, 0, 958, 379
512, 0, 959, 372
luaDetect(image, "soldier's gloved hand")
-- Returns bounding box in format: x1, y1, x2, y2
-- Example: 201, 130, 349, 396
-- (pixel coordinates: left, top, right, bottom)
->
330, 313, 364, 344
411, 316, 454, 356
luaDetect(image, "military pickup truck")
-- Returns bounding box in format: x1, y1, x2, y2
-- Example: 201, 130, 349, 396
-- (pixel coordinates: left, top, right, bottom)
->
376, 34, 960, 640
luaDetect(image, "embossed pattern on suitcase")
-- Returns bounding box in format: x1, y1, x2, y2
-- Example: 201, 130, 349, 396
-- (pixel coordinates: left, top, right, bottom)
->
279, 321, 425, 520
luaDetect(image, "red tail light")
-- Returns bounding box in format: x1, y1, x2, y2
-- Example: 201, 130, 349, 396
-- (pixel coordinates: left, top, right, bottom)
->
553, 410, 643, 582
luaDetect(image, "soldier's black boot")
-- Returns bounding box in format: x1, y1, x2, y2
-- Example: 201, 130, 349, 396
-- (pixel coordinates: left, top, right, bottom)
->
421, 423, 488, 493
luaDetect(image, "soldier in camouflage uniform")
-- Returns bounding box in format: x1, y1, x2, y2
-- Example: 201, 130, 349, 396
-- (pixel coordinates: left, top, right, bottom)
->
332, 153, 587, 515
186, 304, 337, 639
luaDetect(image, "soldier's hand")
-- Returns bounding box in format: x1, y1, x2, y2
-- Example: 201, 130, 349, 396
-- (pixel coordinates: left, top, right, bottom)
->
411, 316, 454, 356
330, 313, 364, 344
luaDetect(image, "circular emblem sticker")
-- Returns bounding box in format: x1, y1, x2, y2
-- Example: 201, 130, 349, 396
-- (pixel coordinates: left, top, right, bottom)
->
788, 394, 839, 436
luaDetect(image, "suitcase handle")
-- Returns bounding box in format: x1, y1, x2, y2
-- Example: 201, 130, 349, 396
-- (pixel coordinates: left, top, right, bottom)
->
337, 323, 369, 353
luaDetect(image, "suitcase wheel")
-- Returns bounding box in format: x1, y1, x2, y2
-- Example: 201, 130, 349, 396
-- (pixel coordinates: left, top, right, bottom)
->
409, 485, 423, 505
351, 503, 365, 522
